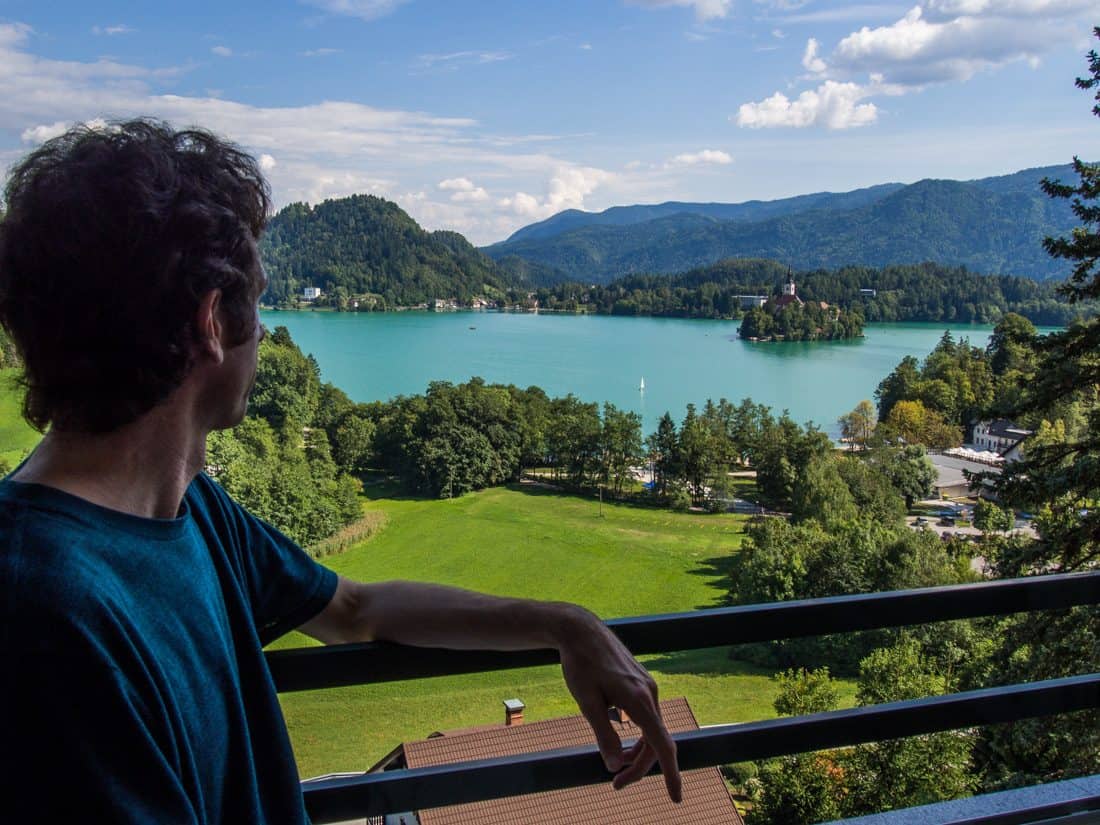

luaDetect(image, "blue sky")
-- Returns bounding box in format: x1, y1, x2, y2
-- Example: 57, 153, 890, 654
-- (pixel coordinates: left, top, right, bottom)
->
1, 0, 1096, 243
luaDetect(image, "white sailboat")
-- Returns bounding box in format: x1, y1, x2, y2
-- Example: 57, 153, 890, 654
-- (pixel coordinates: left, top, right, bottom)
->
639, 377, 646, 392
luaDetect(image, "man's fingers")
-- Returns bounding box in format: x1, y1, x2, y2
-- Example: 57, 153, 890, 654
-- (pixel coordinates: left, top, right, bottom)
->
574, 689, 625, 772
612, 740, 657, 789
623, 737, 646, 764
626, 701, 682, 803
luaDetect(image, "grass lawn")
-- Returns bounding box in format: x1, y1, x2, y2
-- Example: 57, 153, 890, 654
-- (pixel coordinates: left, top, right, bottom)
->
0, 370, 40, 467
275, 483, 858, 777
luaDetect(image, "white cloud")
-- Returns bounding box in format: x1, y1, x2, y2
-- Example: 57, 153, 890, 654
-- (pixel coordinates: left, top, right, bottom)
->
438, 177, 477, 191
669, 149, 733, 165
301, 47, 341, 57
802, 37, 827, 73
259, 153, 277, 171
300, 0, 411, 21
500, 166, 613, 218
626, 0, 734, 21
20, 118, 108, 145
20, 120, 68, 144
438, 176, 488, 202
768, 4, 910, 24
580, 42, 593, 50
92, 24, 135, 36
924, 0, 1096, 19
211, 45, 233, 57
737, 0, 1090, 132
772, 28, 786, 38
415, 50, 514, 71
831, 4, 1086, 86
736, 80, 879, 129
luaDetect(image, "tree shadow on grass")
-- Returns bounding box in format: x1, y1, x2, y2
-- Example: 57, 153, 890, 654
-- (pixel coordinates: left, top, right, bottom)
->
687, 553, 739, 610
357, 475, 436, 503
504, 480, 668, 514
640, 647, 776, 678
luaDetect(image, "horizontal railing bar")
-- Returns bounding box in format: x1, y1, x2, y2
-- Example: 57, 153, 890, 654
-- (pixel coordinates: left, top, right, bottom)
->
270, 572, 1100, 692
301, 672, 1100, 822
954, 796, 1100, 825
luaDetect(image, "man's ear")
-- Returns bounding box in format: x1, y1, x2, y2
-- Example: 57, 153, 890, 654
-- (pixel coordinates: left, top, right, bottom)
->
196, 289, 225, 364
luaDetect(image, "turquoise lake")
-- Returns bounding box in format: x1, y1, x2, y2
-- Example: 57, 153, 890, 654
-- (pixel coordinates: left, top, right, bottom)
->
259, 311, 1038, 437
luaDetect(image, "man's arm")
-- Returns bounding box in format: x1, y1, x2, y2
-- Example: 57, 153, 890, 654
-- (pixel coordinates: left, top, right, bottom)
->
298, 577, 681, 802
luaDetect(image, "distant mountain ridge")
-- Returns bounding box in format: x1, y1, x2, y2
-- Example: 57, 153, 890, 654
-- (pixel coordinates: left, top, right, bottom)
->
484, 164, 1081, 284
493, 182, 907, 245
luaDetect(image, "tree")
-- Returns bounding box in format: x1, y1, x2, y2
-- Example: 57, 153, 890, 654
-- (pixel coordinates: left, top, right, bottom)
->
647, 412, 680, 499
600, 403, 643, 497
753, 668, 845, 825
773, 667, 841, 716
836, 456, 907, 526
791, 455, 857, 527
973, 499, 1013, 534
881, 400, 962, 450
839, 400, 876, 450
988, 312, 1038, 377
249, 329, 321, 428
679, 403, 717, 504
844, 637, 975, 815
875, 356, 921, 421
872, 445, 938, 509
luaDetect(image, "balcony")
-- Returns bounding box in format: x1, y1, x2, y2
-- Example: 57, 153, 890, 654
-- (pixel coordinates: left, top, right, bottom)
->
266, 572, 1100, 824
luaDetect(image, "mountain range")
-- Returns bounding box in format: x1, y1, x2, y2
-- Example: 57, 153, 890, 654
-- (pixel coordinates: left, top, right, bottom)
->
483, 165, 1081, 285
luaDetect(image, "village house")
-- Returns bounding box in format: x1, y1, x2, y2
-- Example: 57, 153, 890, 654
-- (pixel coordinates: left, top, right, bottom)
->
971, 419, 1032, 460
352, 697, 743, 825
302, 286, 323, 301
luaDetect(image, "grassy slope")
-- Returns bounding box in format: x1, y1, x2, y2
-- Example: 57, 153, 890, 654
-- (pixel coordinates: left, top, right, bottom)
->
276, 483, 857, 777
0, 371, 40, 467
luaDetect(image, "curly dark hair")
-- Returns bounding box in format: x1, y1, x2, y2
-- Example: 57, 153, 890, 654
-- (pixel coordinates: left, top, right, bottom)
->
0, 118, 271, 433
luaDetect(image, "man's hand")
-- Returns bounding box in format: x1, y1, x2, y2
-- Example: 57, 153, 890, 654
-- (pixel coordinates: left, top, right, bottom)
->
301, 579, 683, 801
554, 605, 682, 803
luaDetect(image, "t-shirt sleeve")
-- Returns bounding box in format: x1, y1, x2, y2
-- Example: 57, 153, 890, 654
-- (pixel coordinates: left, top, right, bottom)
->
192, 474, 339, 646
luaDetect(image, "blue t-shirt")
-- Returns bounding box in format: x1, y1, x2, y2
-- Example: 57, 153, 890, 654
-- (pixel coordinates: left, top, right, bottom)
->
0, 473, 338, 823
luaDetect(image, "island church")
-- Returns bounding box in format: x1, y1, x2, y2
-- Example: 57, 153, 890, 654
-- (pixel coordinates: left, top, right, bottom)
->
768, 271, 830, 312
772, 271, 803, 310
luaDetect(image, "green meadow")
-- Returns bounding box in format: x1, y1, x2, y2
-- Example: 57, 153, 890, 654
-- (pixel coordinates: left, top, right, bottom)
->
275, 483, 858, 777
0, 370, 40, 467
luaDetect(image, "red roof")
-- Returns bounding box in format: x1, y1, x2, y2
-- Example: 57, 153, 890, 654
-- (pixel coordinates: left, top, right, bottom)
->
395, 697, 743, 825
771, 294, 803, 309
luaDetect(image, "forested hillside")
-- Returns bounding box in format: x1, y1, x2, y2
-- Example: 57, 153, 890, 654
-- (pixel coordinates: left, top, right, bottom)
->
259, 195, 516, 307
536, 259, 1095, 325
486, 165, 1081, 284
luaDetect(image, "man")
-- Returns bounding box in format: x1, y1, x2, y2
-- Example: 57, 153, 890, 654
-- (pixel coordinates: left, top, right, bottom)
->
0, 120, 680, 822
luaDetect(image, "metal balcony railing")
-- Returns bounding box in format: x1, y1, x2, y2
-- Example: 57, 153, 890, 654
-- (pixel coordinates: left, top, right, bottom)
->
266, 572, 1100, 824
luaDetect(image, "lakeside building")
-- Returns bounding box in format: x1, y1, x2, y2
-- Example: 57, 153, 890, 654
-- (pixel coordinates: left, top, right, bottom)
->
356, 697, 742, 825
736, 294, 768, 309
302, 286, 323, 301
970, 420, 1032, 461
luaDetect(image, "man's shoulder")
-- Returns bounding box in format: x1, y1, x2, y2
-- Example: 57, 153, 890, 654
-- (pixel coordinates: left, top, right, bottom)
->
0, 485, 146, 624
187, 471, 244, 522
